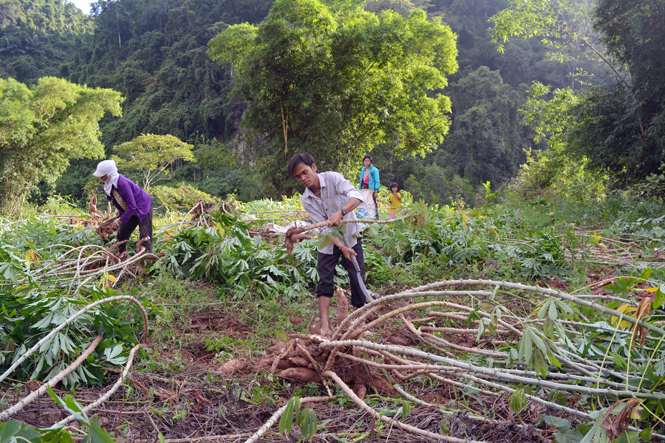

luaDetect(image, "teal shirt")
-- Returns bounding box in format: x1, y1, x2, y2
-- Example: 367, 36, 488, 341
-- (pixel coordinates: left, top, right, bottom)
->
359, 164, 380, 191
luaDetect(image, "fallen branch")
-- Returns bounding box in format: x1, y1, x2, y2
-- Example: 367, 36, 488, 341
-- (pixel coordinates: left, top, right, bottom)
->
0, 335, 103, 420
243, 275, 665, 440
323, 370, 484, 443
421, 279, 665, 337
392, 384, 495, 424
321, 340, 665, 400
285, 215, 411, 254
53, 343, 143, 427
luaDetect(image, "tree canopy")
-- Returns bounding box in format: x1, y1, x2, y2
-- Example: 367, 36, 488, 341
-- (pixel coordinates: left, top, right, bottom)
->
0, 0, 610, 207
582, 0, 665, 184
0, 76, 123, 213
113, 133, 196, 189
70, 0, 273, 147
492, 0, 665, 188
208, 0, 458, 195
0, 0, 94, 83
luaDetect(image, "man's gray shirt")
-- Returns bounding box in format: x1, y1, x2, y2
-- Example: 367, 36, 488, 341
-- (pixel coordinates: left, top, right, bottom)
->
301, 172, 363, 255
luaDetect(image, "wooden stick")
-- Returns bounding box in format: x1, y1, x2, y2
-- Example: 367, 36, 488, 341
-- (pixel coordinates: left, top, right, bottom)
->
285, 215, 411, 254
323, 370, 484, 443
54, 344, 143, 427
321, 340, 665, 400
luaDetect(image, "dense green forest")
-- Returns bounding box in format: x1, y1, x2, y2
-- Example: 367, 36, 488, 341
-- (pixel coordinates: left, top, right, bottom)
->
1, 0, 664, 209
0, 0, 93, 82
0, 0, 577, 205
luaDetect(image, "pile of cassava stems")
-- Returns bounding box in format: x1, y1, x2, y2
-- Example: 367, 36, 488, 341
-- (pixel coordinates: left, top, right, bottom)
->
247, 279, 665, 442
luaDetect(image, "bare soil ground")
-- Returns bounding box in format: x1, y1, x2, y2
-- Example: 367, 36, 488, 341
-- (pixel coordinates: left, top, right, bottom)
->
7, 373, 552, 442
4, 268, 639, 442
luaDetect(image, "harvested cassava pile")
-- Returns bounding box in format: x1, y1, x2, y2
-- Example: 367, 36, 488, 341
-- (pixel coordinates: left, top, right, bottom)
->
239, 279, 665, 442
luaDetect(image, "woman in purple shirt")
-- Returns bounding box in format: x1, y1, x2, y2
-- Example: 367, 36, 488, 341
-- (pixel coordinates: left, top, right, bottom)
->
93, 160, 153, 254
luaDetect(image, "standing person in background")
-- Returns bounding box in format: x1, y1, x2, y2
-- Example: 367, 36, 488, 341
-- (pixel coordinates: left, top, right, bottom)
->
288, 153, 367, 336
388, 183, 402, 219
93, 160, 153, 255
358, 155, 380, 218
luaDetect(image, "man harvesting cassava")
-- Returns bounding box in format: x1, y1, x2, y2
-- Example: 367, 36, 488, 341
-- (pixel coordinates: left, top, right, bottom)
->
288, 153, 368, 336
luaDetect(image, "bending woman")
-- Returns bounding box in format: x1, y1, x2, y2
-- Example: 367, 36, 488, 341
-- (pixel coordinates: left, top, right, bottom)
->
93, 160, 153, 254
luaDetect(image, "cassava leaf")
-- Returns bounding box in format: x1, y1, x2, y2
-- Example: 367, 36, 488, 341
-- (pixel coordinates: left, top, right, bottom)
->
298, 408, 317, 440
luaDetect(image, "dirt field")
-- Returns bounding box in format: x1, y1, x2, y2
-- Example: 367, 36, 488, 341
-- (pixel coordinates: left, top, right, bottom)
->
2, 269, 642, 442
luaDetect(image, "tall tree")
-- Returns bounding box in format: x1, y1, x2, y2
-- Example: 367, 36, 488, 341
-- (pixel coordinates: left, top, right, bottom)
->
71, 0, 274, 147
0, 76, 123, 213
112, 133, 196, 189
443, 66, 529, 187
491, 0, 665, 187
489, 0, 612, 85
372, 65, 534, 205
578, 0, 665, 184
208, 0, 458, 195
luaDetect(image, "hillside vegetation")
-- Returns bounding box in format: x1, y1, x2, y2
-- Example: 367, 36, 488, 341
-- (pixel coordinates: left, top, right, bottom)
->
2, 0, 665, 441
3, 0, 617, 207
0, 0, 94, 82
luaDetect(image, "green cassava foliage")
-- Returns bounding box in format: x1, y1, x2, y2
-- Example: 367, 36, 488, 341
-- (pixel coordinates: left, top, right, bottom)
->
0, 76, 123, 214
208, 0, 458, 195
0, 399, 117, 443
0, 219, 145, 388
0, 0, 94, 84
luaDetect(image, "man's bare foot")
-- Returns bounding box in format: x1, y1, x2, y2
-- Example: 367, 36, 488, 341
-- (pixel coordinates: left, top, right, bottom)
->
307, 322, 329, 336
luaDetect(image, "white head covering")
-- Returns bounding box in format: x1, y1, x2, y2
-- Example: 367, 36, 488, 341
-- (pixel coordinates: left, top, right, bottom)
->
93, 160, 120, 196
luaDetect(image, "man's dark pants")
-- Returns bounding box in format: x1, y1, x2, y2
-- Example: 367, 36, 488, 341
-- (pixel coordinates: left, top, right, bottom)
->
316, 238, 366, 307
117, 207, 153, 254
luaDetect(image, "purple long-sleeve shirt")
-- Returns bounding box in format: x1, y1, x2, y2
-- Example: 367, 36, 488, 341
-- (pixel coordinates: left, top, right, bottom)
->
107, 175, 152, 223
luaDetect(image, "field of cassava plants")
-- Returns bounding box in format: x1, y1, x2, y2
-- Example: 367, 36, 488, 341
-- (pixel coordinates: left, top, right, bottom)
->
2, 189, 665, 443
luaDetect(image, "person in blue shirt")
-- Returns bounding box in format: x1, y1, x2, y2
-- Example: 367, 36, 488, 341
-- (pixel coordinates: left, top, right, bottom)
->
358, 154, 380, 218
